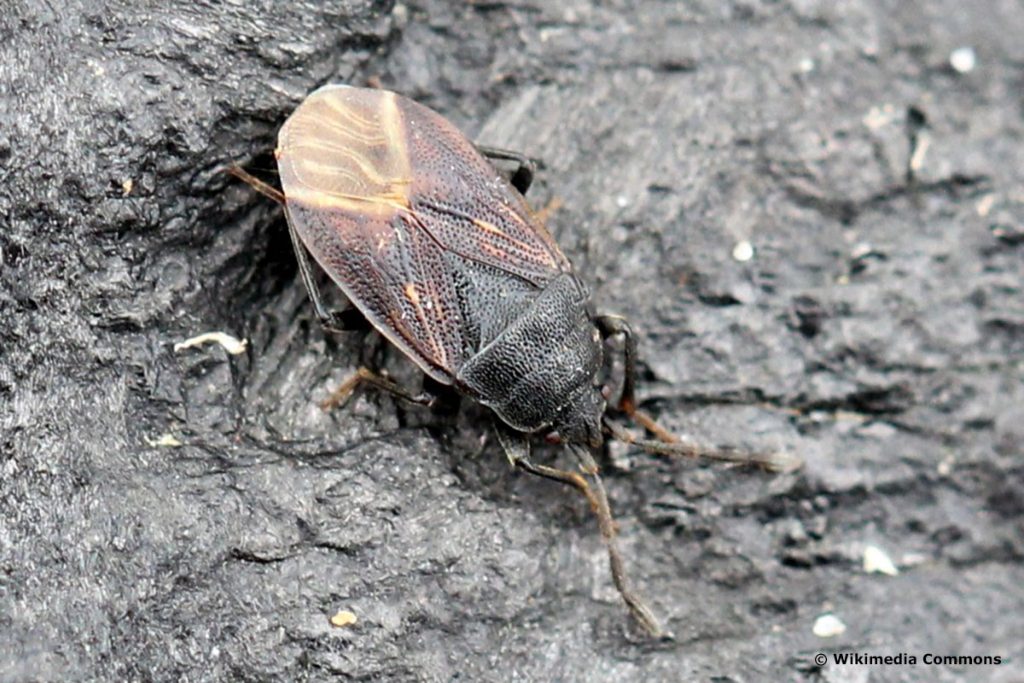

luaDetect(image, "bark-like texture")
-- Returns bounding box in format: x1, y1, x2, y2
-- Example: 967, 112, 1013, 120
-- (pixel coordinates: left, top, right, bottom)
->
2, 1, 1022, 681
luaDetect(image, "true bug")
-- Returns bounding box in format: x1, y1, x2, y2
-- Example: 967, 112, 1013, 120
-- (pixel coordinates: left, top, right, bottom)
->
230, 84, 794, 638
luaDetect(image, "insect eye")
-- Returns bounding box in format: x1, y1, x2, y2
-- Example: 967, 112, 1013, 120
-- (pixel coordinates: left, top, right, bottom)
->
544, 432, 563, 445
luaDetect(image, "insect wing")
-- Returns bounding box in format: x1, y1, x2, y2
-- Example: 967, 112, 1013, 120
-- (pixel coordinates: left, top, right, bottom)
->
276, 86, 569, 380
283, 199, 465, 382
395, 94, 571, 286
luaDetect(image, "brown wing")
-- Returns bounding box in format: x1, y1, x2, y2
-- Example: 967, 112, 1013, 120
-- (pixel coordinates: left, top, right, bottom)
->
395, 93, 571, 284
275, 85, 571, 381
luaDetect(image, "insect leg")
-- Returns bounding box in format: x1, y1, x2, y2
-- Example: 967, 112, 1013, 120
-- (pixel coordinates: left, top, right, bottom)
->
226, 165, 285, 204
477, 145, 537, 196
566, 445, 666, 638
595, 318, 802, 471
289, 222, 378, 334
321, 367, 437, 411
602, 417, 802, 474
595, 315, 638, 413
596, 315, 680, 444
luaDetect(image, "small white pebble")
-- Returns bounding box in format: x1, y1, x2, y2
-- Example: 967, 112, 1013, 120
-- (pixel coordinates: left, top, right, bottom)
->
949, 46, 976, 74
615, 195, 629, 208
391, 3, 408, 26
863, 544, 900, 576
174, 332, 248, 355
862, 104, 896, 130
909, 133, 930, 172
975, 194, 995, 217
798, 57, 815, 73
851, 242, 873, 259
813, 613, 847, 638
901, 552, 929, 567
937, 457, 954, 476
732, 240, 754, 262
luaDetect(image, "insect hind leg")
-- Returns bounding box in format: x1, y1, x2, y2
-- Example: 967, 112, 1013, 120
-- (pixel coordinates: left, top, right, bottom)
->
226, 164, 285, 204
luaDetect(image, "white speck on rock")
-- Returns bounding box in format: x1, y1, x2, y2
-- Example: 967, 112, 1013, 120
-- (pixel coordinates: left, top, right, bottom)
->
863, 544, 899, 576
732, 240, 754, 262
949, 46, 976, 74
813, 613, 847, 638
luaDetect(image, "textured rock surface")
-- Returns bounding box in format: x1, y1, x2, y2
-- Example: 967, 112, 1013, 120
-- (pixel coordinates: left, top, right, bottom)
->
2, 0, 1022, 680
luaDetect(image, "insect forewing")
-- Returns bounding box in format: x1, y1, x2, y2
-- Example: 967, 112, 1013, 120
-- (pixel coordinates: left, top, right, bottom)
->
276, 86, 571, 380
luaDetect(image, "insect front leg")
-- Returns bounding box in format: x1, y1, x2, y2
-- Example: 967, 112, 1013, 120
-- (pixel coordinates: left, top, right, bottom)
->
477, 145, 538, 196
595, 317, 802, 472
602, 417, 802, 474
596, 315, 679, 445
595, 315, 638, 413
513, 453, 664, 637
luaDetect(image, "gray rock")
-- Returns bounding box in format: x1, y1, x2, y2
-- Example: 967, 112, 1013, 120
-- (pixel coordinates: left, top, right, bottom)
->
2, 1, 1021, 680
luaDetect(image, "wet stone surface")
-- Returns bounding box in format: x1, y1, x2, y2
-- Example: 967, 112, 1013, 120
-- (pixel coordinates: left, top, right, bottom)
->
1, 1, 1022, 681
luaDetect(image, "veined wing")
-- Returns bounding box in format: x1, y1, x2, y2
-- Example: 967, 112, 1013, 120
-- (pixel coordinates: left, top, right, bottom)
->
276, 85, 572, 378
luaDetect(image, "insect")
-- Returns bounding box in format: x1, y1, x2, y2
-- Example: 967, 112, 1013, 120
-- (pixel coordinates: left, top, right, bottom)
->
230, 84, 794, 638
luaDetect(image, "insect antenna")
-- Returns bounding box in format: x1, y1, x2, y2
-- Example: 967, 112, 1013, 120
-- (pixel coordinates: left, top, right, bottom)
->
566, 443, 667, 639
603, 417, 802, 473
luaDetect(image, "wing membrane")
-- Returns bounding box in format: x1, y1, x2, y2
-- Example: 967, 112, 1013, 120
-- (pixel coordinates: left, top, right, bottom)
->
399, 94, 571, 284
277, 85, 572, 378
285, 201, 466, 381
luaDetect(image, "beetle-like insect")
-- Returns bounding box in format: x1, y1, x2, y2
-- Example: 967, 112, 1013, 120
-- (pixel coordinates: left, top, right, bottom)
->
231, 84, 794, 637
